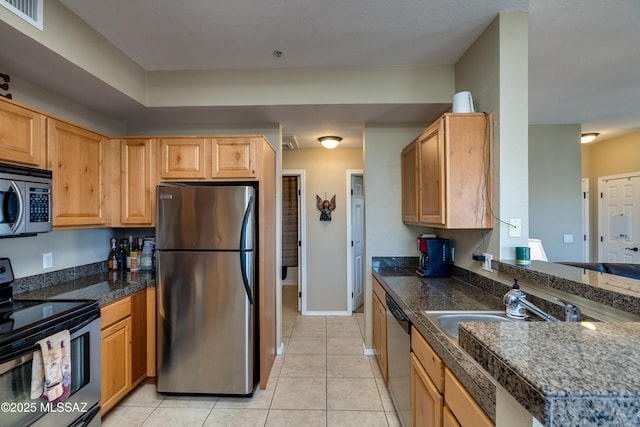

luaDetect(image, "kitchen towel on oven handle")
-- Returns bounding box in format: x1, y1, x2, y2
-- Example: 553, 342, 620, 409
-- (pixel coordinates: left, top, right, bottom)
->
30, 329, 71, 403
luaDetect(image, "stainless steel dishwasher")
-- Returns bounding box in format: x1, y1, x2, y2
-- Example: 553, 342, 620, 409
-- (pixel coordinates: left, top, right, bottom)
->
386, 293, 411, 427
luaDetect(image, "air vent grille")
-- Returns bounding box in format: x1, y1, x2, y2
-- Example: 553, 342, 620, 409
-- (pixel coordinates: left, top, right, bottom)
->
282, 134, 299, 150
1, 0, 43, 30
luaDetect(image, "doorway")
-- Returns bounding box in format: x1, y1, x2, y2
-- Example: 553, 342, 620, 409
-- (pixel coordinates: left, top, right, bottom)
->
282, 170, 306, 313
598, 173, 640, 262
347, 170, 364, 313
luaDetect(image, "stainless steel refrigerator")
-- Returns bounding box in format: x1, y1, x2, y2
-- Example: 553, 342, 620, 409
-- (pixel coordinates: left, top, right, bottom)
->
156, 183, 256, 395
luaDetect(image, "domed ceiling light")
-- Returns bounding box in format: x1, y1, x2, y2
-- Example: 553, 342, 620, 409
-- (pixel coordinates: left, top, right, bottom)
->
318, 136, 342, 149
581, 133, 599, 144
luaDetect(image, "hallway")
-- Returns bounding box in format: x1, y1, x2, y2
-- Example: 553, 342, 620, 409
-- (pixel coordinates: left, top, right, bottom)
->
103, 286, 400, 426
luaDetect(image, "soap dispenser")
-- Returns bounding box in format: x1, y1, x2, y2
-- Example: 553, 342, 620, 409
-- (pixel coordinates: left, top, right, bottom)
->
504, 279, 527, 319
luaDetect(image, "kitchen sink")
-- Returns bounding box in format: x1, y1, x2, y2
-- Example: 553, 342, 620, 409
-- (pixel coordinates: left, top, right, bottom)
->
425, 311, 516, 340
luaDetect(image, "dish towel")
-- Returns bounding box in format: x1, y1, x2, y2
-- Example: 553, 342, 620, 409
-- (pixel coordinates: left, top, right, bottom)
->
30, 329, 71, 403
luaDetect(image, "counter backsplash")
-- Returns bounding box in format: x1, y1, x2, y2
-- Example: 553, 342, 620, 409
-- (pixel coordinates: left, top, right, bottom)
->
11, 261, 107, 295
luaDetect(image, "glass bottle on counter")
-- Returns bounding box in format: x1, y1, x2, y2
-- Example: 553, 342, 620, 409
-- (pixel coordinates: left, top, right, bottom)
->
116, 242, 126, 271
108, 238, 118, 270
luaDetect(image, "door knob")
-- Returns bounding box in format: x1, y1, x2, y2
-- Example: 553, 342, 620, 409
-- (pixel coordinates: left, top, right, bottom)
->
625, 247, 639, 252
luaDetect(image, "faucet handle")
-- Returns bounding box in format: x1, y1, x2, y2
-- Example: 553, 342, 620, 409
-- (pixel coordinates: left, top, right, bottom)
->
555, 298, 581, 322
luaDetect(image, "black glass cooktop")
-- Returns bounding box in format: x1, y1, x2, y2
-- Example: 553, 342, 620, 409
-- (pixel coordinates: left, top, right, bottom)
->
0, 299, 99, 355
0, 300, 92, 334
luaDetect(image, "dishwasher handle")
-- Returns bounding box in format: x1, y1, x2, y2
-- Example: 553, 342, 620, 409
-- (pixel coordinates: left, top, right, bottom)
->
386, 294, 411, 332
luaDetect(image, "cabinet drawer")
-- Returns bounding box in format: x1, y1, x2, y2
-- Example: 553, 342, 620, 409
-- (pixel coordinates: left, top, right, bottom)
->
444, 367, 493, 427
411, 326, 444, 392
101, 297, 131, 329
373, 277, 387, 309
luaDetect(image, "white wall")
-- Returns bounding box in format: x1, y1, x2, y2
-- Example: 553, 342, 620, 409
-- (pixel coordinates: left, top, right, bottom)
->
529, 125, 583, 262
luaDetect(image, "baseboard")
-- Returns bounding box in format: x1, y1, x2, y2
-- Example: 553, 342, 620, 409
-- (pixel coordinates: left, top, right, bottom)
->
277, 341, 285, 355
303, 310, 351, 316
362, 343, 375, 356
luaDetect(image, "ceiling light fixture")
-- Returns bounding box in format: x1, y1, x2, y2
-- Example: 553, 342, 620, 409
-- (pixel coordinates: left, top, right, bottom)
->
318, 136, 342, 149
581, 132, 599, 144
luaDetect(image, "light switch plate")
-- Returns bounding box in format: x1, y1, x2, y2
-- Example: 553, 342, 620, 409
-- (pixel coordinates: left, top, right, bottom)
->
43, 252, 53, 269
509, 218, 522, 237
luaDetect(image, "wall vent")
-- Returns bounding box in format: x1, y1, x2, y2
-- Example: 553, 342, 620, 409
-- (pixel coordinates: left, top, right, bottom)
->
282, 134, 299, 150
1, 0, 43, 30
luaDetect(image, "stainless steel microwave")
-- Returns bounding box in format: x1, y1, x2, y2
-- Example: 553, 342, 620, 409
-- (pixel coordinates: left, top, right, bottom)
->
0, 162, 52, 237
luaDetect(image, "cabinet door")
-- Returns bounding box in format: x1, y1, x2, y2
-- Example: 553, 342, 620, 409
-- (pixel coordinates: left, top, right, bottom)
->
418, 121, 445, 225
121, 139, 155, 225
160, 138, 207, 179
444, 367, 494, 427
443, 405, 461, 427
130, 289, 147, 387
0, 99, 46, 168
411, 353, 443, 427
47, 119, 110, 227
211, 137, 257, 178
372, 292, 388, 381
401, 140, 418, 223
101, 317, 132, 415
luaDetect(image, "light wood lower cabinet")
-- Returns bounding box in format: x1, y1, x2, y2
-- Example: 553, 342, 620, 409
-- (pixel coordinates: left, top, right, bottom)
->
100, 288, 153, 415
372, 277, 388, 381
411, 353, 442, 427
410, 325, 494, 427
444, 367, 493, 427
100, 297, 132, 415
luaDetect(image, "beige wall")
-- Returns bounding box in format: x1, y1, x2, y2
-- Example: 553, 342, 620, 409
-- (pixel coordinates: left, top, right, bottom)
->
282, 148, 363, 312
582, 131, 640, 260
450, 12, 529, 267
529, 125, 582, 262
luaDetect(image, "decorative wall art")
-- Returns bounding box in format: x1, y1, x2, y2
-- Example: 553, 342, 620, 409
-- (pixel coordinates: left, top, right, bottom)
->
316, 194, 336, 221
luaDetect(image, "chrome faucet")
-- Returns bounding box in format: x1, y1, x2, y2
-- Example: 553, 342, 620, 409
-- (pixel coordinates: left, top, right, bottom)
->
503, 290, 582, 322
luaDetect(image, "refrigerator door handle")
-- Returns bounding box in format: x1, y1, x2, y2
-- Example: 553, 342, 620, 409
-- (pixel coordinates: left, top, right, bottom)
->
239, 195, 254, 251
240, 252, 254, 305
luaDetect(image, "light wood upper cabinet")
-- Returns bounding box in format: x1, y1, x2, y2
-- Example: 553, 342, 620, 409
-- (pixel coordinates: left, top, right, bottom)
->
402, 113, 493, 229
119, 139, 155, 226
401, 141, 418, 223
47, 119, 110, 227
211, 137, 257, 178
159, 137, 207, 179
0, 98, 46, 168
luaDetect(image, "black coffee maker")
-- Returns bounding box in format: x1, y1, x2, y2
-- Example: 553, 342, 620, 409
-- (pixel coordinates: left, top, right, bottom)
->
416, 236, 452, 277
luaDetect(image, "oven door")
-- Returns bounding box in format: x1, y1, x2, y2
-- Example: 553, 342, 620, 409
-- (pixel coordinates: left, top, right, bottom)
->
0, 178, 26, 236
0, 316, 101, 427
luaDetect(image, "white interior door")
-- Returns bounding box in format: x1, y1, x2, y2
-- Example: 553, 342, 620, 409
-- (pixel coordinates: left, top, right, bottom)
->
599, 174, 640, 262
351, 174, 364, 310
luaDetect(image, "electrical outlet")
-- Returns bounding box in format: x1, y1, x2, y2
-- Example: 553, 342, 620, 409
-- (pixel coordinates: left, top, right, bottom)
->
563, 234, 573, 244
509, 218, 522, 237
43, 252, 53, 269
482, 253, 493, 271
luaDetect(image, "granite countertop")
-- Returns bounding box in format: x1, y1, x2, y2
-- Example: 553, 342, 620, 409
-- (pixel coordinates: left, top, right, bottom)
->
373, 267, 506, 423
374, 261, 640, 426
15, 270, 155, 307
459, 321, 640, 426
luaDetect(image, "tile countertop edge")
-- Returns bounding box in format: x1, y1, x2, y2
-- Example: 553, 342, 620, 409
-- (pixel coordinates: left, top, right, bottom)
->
372, 270, 500, 423
14, 271, 156, 307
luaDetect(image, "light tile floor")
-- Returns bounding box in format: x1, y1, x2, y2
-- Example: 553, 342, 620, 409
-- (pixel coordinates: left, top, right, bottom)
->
103, 286, 400, 426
